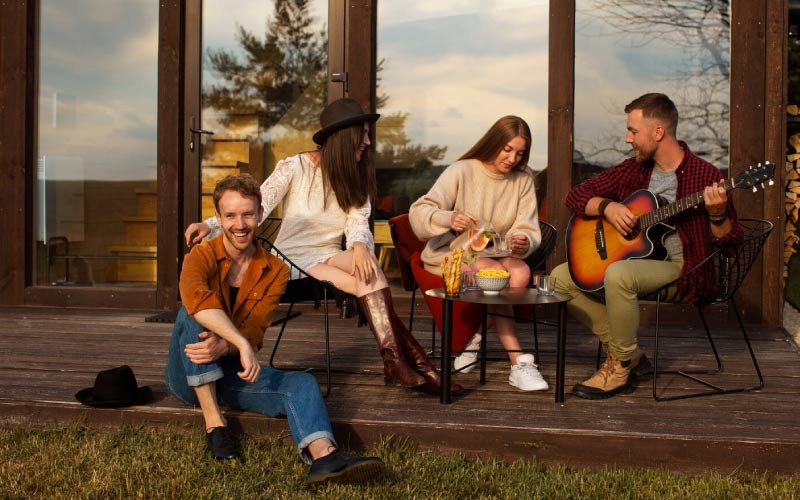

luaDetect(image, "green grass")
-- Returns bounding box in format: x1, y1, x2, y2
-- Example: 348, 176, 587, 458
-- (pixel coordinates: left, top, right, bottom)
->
1, 425, 798, 500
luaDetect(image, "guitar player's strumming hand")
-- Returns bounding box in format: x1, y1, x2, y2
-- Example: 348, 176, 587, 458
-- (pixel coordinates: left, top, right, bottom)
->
603, 201, 638, 236
588, 196, 638, 236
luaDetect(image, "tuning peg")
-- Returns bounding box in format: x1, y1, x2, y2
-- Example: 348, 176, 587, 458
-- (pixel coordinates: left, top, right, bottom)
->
769, 179, 775, 186
752, 186, 758, 192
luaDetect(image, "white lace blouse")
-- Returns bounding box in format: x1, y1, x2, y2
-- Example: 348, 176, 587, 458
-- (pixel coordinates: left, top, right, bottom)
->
205, 153, 374, 279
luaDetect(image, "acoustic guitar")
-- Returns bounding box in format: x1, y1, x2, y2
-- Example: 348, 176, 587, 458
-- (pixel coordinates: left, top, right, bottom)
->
566, 162, 775, 292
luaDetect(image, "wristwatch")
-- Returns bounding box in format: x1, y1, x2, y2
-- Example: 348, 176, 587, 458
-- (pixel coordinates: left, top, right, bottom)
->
709, 213, 727, 225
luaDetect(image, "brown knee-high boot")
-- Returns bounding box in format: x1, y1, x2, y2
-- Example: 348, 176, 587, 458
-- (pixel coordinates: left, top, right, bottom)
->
358, 289, 426, 388
375, 289, 464, 395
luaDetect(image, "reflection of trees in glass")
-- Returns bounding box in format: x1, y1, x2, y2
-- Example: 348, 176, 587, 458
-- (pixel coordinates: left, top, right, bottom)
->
374, 58, 448, 217
578, 0, 730, 169
203, 0, 327, 132
375, 61, 447, 171
201, 0, 447, 217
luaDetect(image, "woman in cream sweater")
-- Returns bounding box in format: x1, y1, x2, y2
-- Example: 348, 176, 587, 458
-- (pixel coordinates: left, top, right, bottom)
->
409, 115, 547, 392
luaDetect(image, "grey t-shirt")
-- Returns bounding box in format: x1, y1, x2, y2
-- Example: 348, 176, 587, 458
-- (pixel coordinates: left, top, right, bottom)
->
648, 168, 684, 261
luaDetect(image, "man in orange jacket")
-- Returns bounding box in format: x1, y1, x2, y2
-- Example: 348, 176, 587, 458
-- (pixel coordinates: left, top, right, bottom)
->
165, 173, 383, 487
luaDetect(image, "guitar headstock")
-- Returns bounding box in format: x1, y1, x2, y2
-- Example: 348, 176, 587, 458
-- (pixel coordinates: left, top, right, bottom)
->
732, 161, 775, 192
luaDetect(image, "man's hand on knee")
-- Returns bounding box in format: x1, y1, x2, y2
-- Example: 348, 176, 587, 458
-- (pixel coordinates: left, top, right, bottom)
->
185, 331, 230, 364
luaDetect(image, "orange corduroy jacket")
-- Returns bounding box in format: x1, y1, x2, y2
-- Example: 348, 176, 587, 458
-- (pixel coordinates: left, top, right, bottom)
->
179, 235, 289, 351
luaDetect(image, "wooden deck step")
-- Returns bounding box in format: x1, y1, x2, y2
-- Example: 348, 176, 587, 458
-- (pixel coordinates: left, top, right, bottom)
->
1, 304, 798, 474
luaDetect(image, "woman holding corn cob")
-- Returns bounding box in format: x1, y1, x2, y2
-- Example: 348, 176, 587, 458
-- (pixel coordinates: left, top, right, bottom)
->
184, 98, 458, 396
409, 115, 548, 392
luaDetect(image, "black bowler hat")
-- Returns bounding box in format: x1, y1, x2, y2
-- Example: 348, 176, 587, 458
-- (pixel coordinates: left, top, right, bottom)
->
75, 365, 153, 408
312, 98, 380, 146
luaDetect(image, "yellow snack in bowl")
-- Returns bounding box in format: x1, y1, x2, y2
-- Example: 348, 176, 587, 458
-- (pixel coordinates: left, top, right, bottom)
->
476, 269, 510, 278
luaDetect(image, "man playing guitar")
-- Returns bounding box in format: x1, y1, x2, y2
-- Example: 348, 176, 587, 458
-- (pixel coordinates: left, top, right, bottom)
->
551, 93, 742, 400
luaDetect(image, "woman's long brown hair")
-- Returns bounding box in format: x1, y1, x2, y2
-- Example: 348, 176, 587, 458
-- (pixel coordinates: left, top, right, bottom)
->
458, 115, 532, 172
318, 123, 376, 211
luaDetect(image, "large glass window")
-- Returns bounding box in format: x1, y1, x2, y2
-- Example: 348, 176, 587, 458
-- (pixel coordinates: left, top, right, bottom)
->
34, 1, 159, 286
200, 0, 328, 220
574, 1, 731, 183
376, 1, 549, 219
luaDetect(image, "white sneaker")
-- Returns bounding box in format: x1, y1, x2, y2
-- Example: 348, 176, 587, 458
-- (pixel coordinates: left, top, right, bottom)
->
453, 333, 482, 373
509, 354, 549, 391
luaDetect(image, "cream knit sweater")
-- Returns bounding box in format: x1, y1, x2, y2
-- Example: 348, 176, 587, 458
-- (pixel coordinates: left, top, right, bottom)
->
409, 159, 541, 274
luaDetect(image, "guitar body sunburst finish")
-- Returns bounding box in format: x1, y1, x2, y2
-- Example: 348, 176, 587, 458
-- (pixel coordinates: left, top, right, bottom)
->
564, 161, 775, 292
566, 190, 670, 292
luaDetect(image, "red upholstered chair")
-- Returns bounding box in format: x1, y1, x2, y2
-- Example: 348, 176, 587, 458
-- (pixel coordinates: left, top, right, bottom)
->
411, 222, 558, 358
395, 213, 558, 355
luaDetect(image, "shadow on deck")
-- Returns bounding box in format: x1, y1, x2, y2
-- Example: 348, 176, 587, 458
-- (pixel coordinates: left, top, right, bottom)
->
1, 299, 798, 475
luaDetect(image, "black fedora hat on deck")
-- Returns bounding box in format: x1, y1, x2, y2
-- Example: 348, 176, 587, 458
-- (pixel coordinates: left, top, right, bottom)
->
312, 98, 380, 146
75, 365, 152, 408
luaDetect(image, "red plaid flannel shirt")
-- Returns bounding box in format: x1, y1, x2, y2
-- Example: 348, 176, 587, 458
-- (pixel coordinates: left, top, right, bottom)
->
566, 143, 742, 303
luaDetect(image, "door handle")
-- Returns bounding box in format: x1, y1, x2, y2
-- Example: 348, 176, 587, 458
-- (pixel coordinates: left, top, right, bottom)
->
189, 116, 215, 152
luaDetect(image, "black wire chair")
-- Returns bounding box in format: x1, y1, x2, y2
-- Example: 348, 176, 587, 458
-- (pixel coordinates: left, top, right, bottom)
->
647, 218, 773, 401
522, 220, 559, 356
257, 217, 361, 397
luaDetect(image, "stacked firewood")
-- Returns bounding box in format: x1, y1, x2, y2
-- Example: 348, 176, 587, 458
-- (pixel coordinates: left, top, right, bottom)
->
785, 104, 800, 277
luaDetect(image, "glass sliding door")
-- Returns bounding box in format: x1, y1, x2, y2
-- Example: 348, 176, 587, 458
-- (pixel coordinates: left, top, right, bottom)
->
375, 1, 550, 219
195, 0, 329, 222
574, 1, 731, 183
34, 1, 159, 286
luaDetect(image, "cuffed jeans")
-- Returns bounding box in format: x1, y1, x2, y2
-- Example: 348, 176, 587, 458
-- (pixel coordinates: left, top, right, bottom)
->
165, 307, 335, 462
551, 259, 682, 361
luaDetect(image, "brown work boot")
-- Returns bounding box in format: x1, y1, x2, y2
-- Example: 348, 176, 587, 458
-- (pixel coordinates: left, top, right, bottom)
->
572, 351, 634, 400
599, 343, 653, 379
358, 288, 426, 389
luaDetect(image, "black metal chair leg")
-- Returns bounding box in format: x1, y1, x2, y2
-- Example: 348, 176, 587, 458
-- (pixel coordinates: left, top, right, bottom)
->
531, 308, 540, 362
409, 287, 416, 333
695, 307, 724, 373
653, 297, 765, 402
729, 296, 765, 390
322, 288, 331, 397
270, 301, 295, 368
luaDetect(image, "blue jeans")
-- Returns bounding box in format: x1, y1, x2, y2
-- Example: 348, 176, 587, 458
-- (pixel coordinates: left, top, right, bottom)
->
165, 307, 335, 461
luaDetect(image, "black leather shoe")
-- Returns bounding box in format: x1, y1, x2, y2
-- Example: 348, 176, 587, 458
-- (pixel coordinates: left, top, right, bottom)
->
306, 450, 385, 487
206, 427, 241, 461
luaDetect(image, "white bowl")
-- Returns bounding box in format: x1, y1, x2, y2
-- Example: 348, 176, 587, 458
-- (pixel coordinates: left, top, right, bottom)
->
475, 275, 509, 294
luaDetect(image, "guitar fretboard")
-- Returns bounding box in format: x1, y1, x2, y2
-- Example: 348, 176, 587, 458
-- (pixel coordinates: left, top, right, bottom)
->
638, 178, 735, 229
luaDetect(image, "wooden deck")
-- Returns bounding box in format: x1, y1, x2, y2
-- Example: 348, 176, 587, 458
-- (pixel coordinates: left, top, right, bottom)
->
1, 295, 798, 475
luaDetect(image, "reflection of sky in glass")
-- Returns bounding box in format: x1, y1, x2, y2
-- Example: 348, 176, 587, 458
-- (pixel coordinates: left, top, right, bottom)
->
37, 0, 159, 181
202, 1, 327, 83
201, 0, 327, 140
574, 1, 730, 170
378, 1, 549, 169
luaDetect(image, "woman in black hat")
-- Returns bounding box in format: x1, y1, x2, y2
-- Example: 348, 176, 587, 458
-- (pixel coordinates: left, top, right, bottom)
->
185, 98, 457, 396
